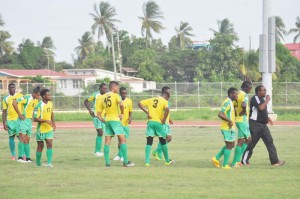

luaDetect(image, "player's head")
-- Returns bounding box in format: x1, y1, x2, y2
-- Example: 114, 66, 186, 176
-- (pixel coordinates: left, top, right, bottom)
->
227, 87, 238, 100
40, 88, 51, 101
161, 86, 171, 95
109, 81, 119, 93
119, 87, 127, 100
99, 83, 107, 95
8, 83, 16, 95
241, 81, 252, 94
255, 85, 267, 97
32, 86, 41, 99
161, 91, 170, 100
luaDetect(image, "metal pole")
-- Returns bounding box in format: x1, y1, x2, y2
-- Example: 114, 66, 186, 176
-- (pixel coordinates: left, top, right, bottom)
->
175, 81, 178, 110
111, 31, 117, 81
117, 30, 122, 80
197, 81, 200, 108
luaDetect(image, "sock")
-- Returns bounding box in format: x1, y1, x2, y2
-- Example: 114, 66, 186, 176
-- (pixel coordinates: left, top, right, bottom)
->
24, 143, 31, 159
36, 151, 42, 166
223, 149, 232, 167
216, 146, 226, 160
155, 143, 163, 158
120, 144, 128, 164
104, 145, 110, 165
18, 141, 25, 158
145, 145, 152, 164
231, 146, 242, 166
95, 136, 102, 153
118, 149, 123, 158
161, 144, 170, 162
239, 143, 248, 162
9, 136, 16, 156
46, 148, 53, 165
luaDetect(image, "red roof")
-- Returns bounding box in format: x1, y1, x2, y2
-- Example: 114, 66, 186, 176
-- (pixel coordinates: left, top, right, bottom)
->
285, 43, 300, 61
0, 69, 65, 77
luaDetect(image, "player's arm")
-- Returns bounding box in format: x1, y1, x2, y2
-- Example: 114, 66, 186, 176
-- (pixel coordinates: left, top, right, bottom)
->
12, 99, 25, 120
169, 117, 173, 125
51, 111, 56, 131
84, 98, 94, 117
2, 109, 7, 131
33, 107, 54, 126
161, 107, 170, 124
239, 101, 247, 116
138, 101, 151, 119
218, 111, 233, 128
257, 95, 270, 111
96, 101, 105, 123
128, 111, 132, 124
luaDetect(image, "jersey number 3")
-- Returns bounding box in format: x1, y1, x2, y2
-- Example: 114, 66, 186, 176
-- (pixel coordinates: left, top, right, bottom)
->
153, 99, 158, 108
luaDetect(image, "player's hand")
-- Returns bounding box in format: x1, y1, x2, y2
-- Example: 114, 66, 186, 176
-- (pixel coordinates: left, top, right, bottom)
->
266, 95, 270, 102
46, 120, 54, 126
128, 118, 132, 124
147, 113, 152, 120
268, 117, 273, 126
19, 114, 26, 120
52, 123, 56, 131
3, 123, 8, 131
228, 121, 233, 128
161, 119, 166, 124
169, 119, 174, 125
239, 111, 246, 116
119, 114, 123, 121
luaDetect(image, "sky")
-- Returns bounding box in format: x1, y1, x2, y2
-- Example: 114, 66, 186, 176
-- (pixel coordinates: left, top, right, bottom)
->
0, 0, 299, 64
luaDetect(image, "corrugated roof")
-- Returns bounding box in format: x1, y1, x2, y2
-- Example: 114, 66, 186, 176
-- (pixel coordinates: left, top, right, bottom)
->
0, 69, 65, 77
285, 43, 300, 61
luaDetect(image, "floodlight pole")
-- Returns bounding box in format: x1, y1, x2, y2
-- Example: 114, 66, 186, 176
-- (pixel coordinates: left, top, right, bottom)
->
111, 30, 117, 81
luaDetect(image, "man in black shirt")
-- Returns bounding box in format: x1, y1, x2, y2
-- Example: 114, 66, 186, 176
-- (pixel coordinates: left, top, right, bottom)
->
241, 85, 285, 166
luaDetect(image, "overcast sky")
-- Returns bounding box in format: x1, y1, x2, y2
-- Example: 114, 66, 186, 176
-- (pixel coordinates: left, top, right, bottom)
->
0, 0, 299, 64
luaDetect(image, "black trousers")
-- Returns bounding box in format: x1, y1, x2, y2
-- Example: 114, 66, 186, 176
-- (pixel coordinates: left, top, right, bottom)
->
242, 120, 279, 164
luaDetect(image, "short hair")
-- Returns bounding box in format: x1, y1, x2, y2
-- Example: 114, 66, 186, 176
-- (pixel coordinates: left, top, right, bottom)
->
119, 87, 127, 94
227, 87, 237, 96
241, 81, 252, 89
161, 91, 170, 99
33, 86, 41, 94
8, 83, 15, 87
40, 89, 50, 98
161, 86, 171, 93
255, 85, 264, 94
99, 83, 106, 89
109, 81, 119, 89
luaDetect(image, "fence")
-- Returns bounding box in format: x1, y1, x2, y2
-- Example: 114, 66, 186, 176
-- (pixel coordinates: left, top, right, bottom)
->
1, 82, 300, 111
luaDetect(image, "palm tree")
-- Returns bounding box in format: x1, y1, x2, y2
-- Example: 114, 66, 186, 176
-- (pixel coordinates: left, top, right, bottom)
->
174, 21, 194, 49
138, 1, 164, 44
275, 16, 287, 43
289, 16, 300, 43
90, 1, 120, 44
0, 31, 14, 56
75, 32, 95, 61
0, 14, 4, 27
210, 18, 239, 41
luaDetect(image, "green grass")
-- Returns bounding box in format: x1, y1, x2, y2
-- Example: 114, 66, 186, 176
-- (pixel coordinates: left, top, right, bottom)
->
0, 126, 299, 198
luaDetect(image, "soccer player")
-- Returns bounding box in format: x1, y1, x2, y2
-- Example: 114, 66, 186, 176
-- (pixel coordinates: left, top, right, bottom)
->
152, 86, 173, 161
12, 86, 41, 163
211, 87, 238, 169
97, 81, 135, 167
138, 91, 175, 166
241, 85, 285, 166
231, 81, 252, 167
113, 87, 133, 161
2, 83, 23, 160
34, 89, 56, 167
84, 83, 107, 157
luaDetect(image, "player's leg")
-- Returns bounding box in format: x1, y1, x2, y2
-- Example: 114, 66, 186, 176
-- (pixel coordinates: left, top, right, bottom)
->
7, 121, 17, 159
103, 121, 114, 166
45, 138, 53, 167
36, 140, 44, 166
221, 130, 235, 168
17, 133, 26, 162
95, 128, 104, 156
145, 136, 153, 165
231, 138, 243, 167
24, 135, 32, 162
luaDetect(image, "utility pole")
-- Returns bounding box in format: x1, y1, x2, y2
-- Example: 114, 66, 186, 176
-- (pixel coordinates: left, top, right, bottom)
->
111, 30, 117, 81
117, 30, 122, 80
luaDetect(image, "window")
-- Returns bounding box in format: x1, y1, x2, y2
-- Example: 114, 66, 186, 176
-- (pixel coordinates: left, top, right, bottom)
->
143, 82, 147, 89
73, 80, 79, 88
61, 80, 67, 88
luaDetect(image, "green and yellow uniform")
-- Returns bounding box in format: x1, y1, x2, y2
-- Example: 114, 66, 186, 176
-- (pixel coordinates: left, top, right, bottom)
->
2, 93, 23, 136
34, 101, 54, 141
99, 92, 124, 136
163, 102, 171, 135
220, 97, 235, 142
87, 92, 105, 129
140, 96, 169, 138
16, 94, 39, 137
234, 91, 251, 139
121, 97, 132, 138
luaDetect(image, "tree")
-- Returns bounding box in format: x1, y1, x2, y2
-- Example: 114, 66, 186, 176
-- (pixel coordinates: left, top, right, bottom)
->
174, 21, 194, 49
90, 1, 120, 44
0, 14, 4, 27
138, 1, 164, 45
210, 18, 239, 41
0, 31, 14, 56
38, 36, 56, 70
289, 16, 300, 43
275, 16, 287, 43
75, 32, 95, 62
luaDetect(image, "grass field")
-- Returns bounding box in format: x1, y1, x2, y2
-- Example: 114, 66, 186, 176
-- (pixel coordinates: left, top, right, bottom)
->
0, 126, 299, 199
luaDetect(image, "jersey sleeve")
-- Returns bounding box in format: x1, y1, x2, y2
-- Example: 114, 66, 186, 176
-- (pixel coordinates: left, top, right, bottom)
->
251, 96, 261, 108
129, 99, 133, 112
140, 99, 149, 107
16, 96, 27, 105
86, 93, 95, 102
220, 101, 230, 113
33, 106, 41, 119
2, 98, 7, 110
95, 96, 102, 113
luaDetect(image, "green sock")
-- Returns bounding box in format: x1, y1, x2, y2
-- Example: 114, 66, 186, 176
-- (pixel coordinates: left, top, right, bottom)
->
223, 149, 232, 167
216, 146, 226, 160
36, 152, 42, 166
155, 143, 163, 158
120, 144, 128, 164
238, 143, 248, 162
95, 136, 102, 153
104, 145, 110, 165
231, 146, 242, 166
46, 148, 53, 165
161, 144, 170, 162
24, 143, 30, 159
18, 141, 25, 158
118, 147, 123, 158
145, 145, 152, 164
9, 136, 16, 156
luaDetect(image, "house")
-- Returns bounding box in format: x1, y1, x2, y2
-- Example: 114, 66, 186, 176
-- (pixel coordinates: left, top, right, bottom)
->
285, 43, 300, 61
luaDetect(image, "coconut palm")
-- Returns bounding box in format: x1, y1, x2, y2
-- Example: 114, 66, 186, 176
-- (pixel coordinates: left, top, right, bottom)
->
210, 18, 239, 41
0, 31, 14, 56
174, 21, 194, 49
275, 16, 287, 43
75, 32, 95, 61
138, 1, 164, 44
38, 36, 56, 56
289, 16, 300, 43
90, 1, 120, 44
0, 14, 4, 27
